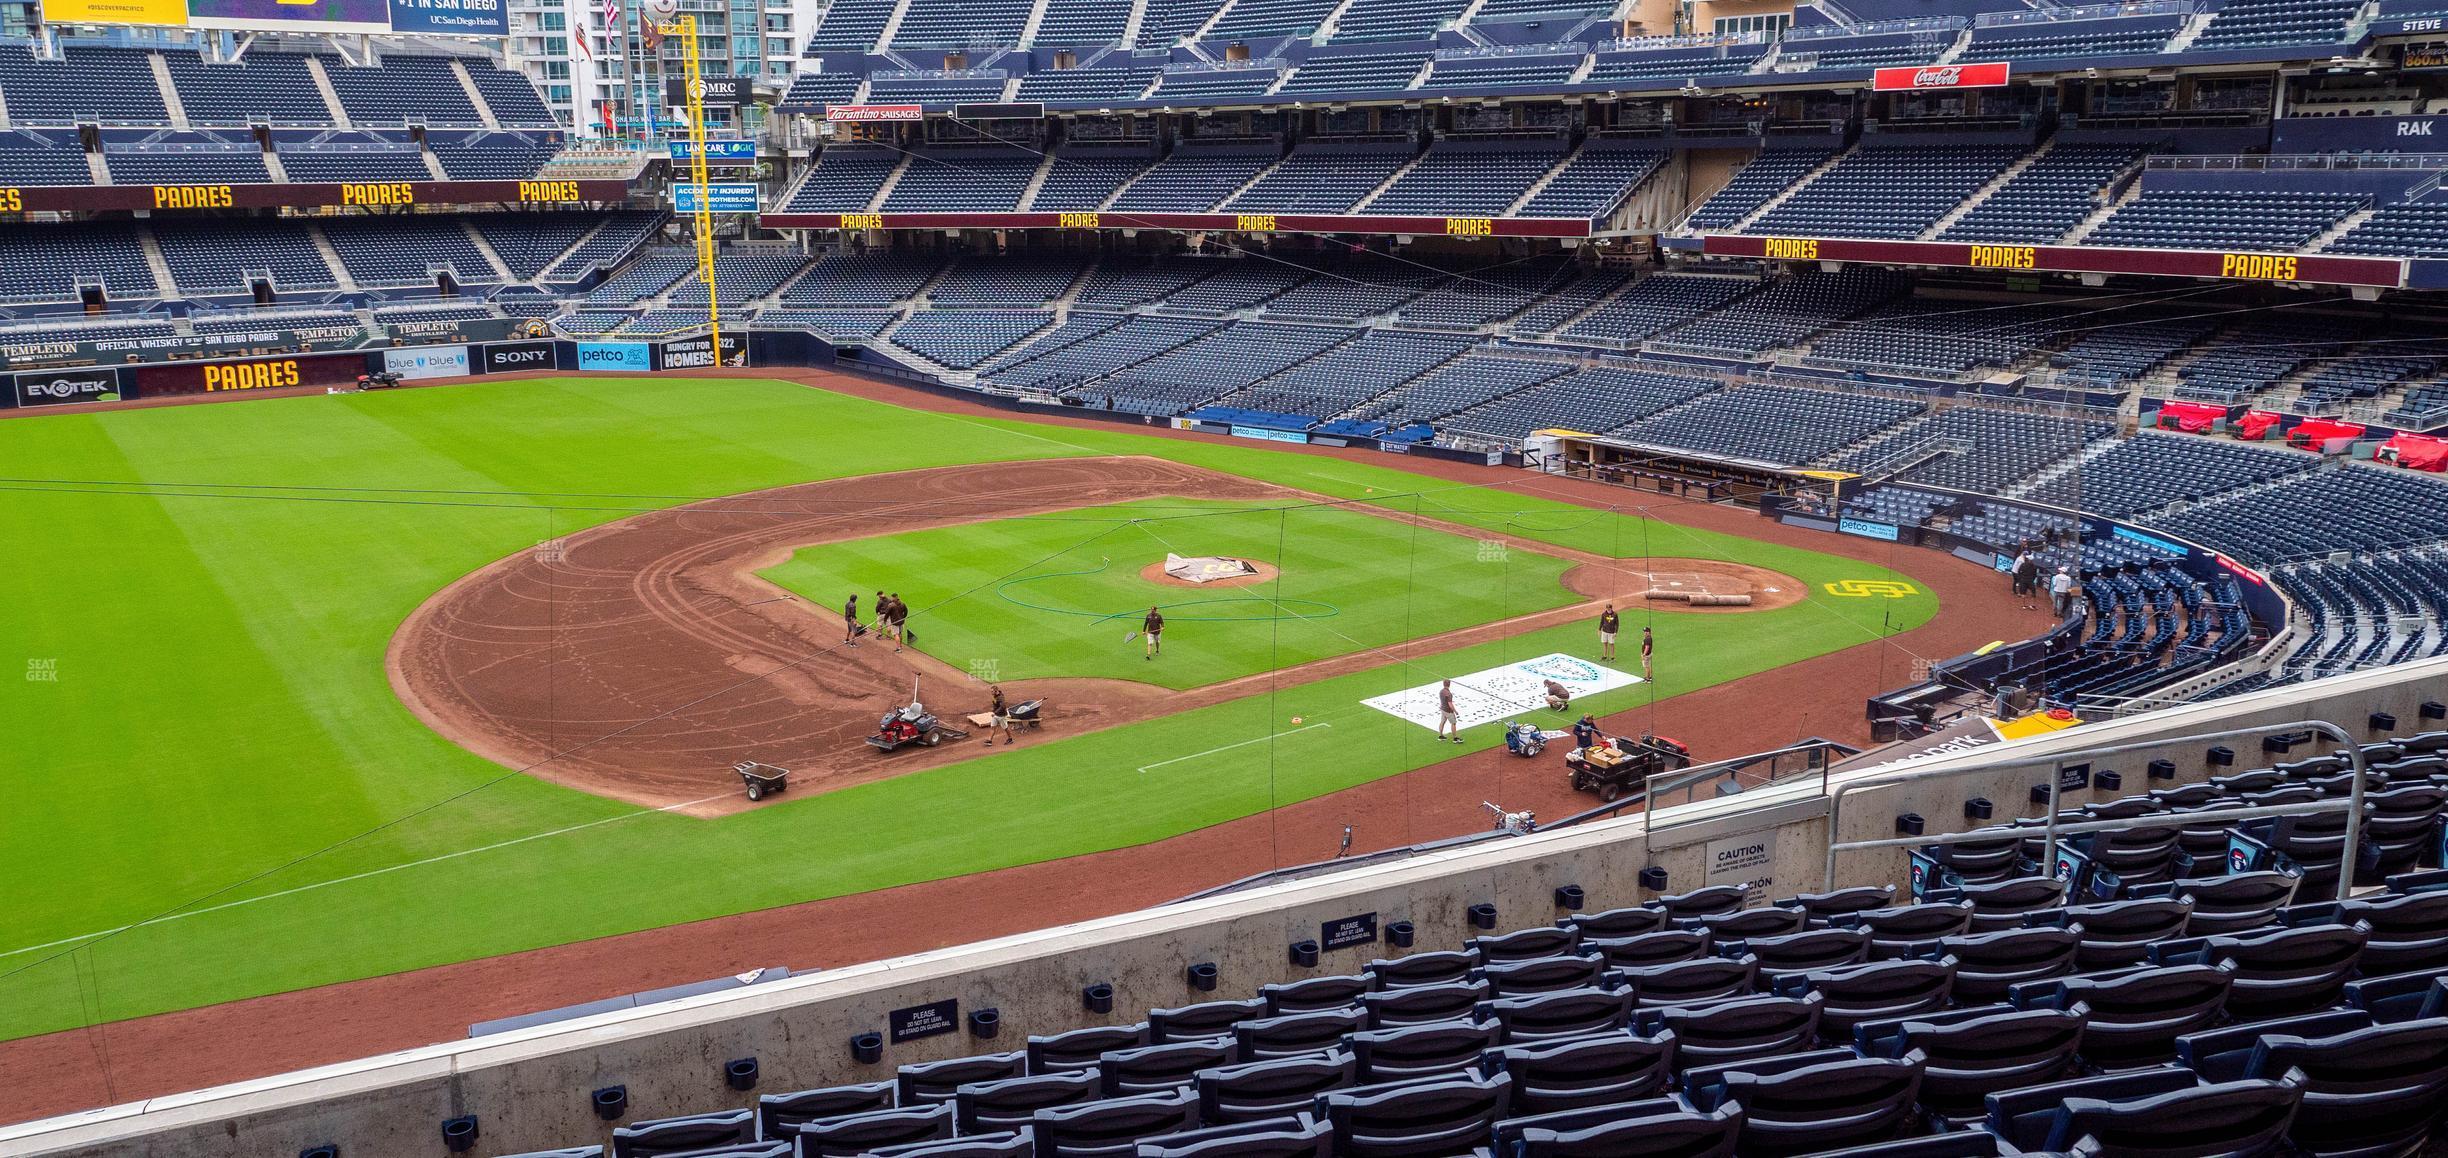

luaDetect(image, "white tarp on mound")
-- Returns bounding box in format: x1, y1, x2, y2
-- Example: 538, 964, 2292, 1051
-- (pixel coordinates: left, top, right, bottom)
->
1362, 653, 1643, 731
1165, 553, 1259, 584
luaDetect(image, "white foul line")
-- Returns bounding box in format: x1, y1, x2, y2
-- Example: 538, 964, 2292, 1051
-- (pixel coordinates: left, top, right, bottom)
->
0, 790, 739, 962
1138, 721, 1333, 774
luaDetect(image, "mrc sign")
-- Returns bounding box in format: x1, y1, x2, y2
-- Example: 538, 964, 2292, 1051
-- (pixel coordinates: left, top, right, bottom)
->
1871, 62, 2011, 91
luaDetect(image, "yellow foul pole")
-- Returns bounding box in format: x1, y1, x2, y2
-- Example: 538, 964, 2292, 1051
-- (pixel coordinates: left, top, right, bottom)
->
667, 13, 720, 359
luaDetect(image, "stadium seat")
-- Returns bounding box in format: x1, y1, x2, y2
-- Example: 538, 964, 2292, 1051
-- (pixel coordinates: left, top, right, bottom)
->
1317, 1070, 1510, 1158
1032, 1088, 1198, 1158
1099, 1039, 1237, 1098
957, 1070, 1105, 1134
1689, 1053, 1927, 1153
1195, 1052, 1359, 1123
756, 1081, 895, 1139
1645, 994, 1825, 1068
902, 1051, 1029, 1104
1347, 1018, 1502, 1082
1481, 987, 1637, 1043
610, 1109, 752, 1157
1473, 1028, 1673, 1112
1137, 1114, 1333, 1157
794, 1104, 957, 1157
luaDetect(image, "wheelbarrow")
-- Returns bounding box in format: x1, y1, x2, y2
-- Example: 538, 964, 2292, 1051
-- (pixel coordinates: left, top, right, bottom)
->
733, 760, 791, 801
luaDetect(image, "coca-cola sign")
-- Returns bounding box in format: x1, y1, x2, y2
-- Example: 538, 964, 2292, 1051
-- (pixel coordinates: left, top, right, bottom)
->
1871, 61, 2011, 91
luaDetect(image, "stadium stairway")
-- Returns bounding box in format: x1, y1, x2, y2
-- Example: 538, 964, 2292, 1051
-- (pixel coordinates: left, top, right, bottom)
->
1921, 141, 2054, 241
1718, 148, 1851, 235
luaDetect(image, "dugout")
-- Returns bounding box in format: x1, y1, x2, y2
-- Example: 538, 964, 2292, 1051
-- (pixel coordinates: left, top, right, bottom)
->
1541, 431, 1856, 509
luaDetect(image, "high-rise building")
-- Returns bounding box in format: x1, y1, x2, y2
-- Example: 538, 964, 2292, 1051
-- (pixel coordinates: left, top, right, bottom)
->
506, 0, 816, 135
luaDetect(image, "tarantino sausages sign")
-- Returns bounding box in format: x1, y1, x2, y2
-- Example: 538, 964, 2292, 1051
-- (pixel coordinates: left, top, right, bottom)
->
135, 352, 368, 397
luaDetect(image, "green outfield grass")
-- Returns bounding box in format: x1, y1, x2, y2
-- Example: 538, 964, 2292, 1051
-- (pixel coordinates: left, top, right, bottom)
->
760, 498, 1581, 689
0, 375, 1937, 1042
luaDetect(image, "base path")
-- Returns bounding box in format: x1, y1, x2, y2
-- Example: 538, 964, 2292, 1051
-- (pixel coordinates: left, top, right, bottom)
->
0, 369, 2054, 1125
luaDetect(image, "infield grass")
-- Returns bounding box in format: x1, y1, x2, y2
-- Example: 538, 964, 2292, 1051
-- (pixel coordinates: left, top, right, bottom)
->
760, 498, 1582, 689
0, 375, 1936, 1043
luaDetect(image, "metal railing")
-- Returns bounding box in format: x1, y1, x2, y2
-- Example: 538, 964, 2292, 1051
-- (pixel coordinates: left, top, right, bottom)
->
1973, 0, 2191, 26
1822, 718, 2368, 900
2145, 153, 2448, 172
1783, 13, 1967, 38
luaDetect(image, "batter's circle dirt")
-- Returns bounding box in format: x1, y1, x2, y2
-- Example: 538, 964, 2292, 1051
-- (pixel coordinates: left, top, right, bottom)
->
1138, 558, 1279, 588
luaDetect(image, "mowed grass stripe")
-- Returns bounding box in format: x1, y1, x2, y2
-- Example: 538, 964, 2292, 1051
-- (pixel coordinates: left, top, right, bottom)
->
0, 376, 1934, 1039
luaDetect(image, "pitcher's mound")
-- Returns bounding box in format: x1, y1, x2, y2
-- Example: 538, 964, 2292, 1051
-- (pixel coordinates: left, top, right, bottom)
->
1142, 556, 1279, 588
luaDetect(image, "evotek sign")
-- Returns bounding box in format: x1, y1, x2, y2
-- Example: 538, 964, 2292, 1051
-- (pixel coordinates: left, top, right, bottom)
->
1871, 61, 2011, 91
14, 369, 118, 407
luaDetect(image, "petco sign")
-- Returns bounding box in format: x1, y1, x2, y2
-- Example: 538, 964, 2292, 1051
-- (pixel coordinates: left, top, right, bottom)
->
1871, 61, 2010, 91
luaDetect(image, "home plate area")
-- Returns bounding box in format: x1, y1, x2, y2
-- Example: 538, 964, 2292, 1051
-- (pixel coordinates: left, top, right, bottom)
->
1362, 653, 1643, 731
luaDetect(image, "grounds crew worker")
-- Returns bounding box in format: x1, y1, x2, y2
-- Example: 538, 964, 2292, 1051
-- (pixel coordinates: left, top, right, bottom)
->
984, 685, 1012, 746
1598, 603, 1620, 661
843, 593, 862, 647
1143, 605, 1164, 660
1640, 626, 1654, 679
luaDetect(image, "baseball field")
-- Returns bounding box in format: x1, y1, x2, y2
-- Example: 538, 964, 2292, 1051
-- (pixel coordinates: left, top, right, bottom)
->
0, 374, 1937, 1049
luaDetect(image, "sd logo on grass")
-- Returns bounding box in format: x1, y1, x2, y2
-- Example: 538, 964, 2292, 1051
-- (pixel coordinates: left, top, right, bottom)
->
1824, 579, 1919, 599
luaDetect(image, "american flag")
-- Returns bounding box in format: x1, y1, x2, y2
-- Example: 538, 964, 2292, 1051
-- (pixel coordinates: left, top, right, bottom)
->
601, 0, 621, 42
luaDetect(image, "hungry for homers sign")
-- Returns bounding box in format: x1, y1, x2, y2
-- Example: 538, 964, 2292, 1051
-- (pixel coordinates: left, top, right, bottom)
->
1361, 653, 1641, 732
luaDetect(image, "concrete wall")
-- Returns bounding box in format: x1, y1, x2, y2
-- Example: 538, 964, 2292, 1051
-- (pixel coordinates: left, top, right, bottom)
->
8, 659, 2445, 1158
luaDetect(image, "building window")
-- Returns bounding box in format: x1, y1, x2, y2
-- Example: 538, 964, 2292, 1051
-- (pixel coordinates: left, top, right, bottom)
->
1716, 13, 1788, 35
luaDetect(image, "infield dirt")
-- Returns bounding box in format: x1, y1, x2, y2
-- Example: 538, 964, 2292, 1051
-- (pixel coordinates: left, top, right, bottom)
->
390, 454, 1786, 815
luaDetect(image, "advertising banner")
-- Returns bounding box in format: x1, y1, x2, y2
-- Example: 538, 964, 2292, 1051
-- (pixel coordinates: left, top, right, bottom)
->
671, 183, 761, 213
1839, 516, 1902, 542
0, 179, 625, 216
1871, 62, 2010, 91
1700, 234, 2404, 290
134, 352, 367, 398
657, 333, 747, 369
481, 340, 558, 373
186, 0, 392, 32
386, 0, 506, 36
0, 321, 376, 373
667, 139, 758, 164
14, 368, 121, 408
824, 104, 924, 122
38, 0, 186, 25
383, 345, 471, 380
575, 342, 652, 372
667, 75, 752, 109
379, 315, 531, 346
